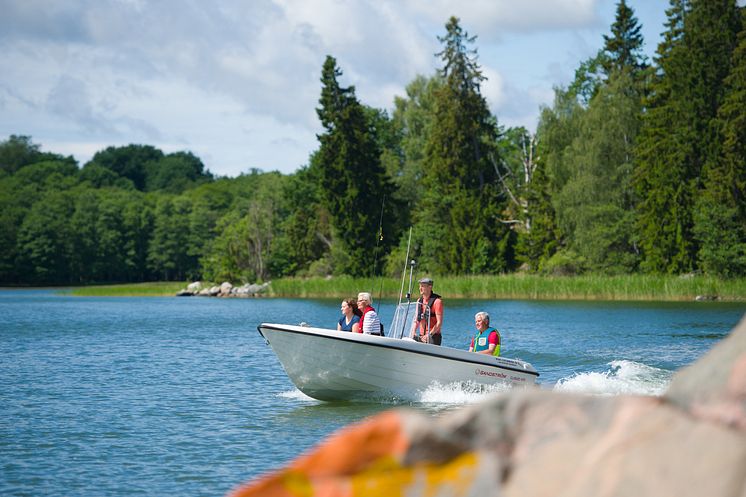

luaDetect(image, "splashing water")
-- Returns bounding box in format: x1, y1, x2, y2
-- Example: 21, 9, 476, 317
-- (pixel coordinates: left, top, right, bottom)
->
554, 360, 674, 396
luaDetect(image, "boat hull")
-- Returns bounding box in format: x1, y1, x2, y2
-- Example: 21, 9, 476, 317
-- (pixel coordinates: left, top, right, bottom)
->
258, 323, 539, 401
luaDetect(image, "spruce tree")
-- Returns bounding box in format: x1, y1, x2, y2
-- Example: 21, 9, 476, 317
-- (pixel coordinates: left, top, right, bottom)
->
603, 0, 647, 75
315, 56, 397, 277
634, 0, 740, 273
414, 17, 508, 274
695, 10, 746, 276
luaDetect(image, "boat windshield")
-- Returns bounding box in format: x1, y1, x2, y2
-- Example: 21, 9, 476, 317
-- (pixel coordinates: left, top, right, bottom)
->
387, 301, 419, 339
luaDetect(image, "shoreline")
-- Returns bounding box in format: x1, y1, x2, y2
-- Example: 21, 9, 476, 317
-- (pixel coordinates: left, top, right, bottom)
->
17, 274, 746, 302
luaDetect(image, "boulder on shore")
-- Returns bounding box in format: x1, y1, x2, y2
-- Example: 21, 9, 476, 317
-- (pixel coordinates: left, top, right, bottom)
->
229, 314, 746, 497
177, 281, 270, 298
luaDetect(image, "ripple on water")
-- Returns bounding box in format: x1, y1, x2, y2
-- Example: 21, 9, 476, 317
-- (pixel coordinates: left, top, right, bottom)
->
1, 292, 742, 496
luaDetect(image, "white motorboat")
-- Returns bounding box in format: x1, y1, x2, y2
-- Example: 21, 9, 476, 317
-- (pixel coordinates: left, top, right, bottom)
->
258, 312, 539, 401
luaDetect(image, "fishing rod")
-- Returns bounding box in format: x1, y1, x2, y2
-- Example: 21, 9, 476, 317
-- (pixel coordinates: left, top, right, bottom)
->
371, 195, 386, 322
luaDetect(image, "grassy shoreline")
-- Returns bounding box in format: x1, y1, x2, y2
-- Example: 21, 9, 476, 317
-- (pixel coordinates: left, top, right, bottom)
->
59, 275, 746, 301
61, 281, 189, 297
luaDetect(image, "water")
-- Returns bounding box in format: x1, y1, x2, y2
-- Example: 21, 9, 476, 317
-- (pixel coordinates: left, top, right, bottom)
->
1, 289, 743, 496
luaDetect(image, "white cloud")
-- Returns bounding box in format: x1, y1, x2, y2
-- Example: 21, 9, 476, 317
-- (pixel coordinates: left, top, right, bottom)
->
402, 0, 600, 35
0, 0, 668, 175
481, 65, 506, 112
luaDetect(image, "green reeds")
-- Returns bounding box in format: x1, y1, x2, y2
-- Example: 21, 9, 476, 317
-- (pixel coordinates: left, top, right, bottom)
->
268, 274, 746, 301
62, 281, 189, 297
59, 274, 745, 301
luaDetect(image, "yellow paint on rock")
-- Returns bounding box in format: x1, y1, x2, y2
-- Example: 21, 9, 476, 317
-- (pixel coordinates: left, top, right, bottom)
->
349, 451, 480, 497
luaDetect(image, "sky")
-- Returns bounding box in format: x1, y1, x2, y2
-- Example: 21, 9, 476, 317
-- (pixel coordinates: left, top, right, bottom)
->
0, 1, 690, 177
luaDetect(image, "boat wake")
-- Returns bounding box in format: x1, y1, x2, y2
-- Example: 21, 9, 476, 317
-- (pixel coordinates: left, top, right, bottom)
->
417, 380, 513, 405
278, 380, 515, 406
554, 360, 673, 397
278, 389, 316, 401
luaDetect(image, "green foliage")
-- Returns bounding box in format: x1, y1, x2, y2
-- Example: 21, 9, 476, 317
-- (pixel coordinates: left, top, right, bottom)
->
494, 126, 532, 226
79, 163, 135, 189
516, 158, 560, 271
414, 17, 510, 275
555, 69, 642, 273
314, 56, 400, 277
634, 0, 741, 273
85, 145, 213, 193
86, 144, 163, 190
201, 172, 288, 282
63, 281, 188, 297
145, 151, 213, 193
539, 249, 589, 276
694, 12, 746, 276
526, 86, 585, 269
0, 135, 74, 175
3, 4, 746, 285
390, 75, 443, 209
567, 51, 607, 106
268, 167, 329, 277
15, 190, 77, 284
147, 196, 195, 281
266, 273, 746, 302
602, 0, 647, 75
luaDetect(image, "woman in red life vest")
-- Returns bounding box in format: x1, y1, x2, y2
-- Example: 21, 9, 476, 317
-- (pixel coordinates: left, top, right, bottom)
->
356, 292, 382, 335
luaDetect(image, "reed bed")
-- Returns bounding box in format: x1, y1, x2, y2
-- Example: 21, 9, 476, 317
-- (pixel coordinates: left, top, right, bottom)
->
63, 282, 188, 297
268, 274, 746, 301
60, 275, 745, 301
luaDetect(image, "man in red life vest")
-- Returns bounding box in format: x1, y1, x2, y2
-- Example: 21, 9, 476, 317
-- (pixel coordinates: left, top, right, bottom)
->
409, 277, 443, 345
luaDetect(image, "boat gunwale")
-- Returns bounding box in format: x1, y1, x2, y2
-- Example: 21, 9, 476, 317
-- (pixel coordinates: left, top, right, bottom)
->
257, 323, 539, 377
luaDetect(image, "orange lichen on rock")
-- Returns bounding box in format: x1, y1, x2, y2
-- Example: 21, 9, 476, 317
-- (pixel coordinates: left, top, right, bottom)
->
229, 410, 410, 497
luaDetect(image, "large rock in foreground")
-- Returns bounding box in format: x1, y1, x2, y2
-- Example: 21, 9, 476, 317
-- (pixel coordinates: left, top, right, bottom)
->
229, 315, 746, 497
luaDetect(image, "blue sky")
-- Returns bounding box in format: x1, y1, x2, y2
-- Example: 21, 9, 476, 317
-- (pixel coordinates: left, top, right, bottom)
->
0, 1, 707, 177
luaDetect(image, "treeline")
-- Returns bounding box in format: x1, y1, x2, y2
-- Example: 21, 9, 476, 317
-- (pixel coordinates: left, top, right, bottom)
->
1, 0, 744, 286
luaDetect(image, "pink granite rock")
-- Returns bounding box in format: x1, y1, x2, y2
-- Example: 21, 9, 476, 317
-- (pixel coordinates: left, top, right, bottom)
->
230, 315, 746, 497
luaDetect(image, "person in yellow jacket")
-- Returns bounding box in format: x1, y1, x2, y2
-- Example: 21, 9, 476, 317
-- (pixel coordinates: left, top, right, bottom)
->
469, 311, 501, 356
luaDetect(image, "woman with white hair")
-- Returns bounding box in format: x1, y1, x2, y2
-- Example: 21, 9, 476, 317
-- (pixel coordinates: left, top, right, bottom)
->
356, 292, 382, 336
469, 311, 501, 356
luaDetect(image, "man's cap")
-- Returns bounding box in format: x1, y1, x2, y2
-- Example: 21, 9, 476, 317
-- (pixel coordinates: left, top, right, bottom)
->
418, 277, 433, 285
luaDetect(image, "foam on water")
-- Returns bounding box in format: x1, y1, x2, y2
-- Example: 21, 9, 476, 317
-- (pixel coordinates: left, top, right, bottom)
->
554, 360, 673, 396
415, 381, 513, 405
278, 389, 316, 401
277, 381, 514, 406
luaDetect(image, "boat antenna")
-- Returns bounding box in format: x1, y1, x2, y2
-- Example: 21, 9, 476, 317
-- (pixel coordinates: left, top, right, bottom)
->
398, 227, 412, 307
399, 258, 416, 338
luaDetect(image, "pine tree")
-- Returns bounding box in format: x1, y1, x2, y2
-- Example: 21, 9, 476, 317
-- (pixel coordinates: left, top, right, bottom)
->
315, 56, 397, 277
414, 17, 509, 274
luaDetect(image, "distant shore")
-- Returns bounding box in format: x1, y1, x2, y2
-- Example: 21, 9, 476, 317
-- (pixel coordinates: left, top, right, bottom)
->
54, 274, 746, 301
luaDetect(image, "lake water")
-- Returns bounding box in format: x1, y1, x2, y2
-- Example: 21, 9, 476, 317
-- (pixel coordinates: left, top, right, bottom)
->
1, 289, 744, 496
